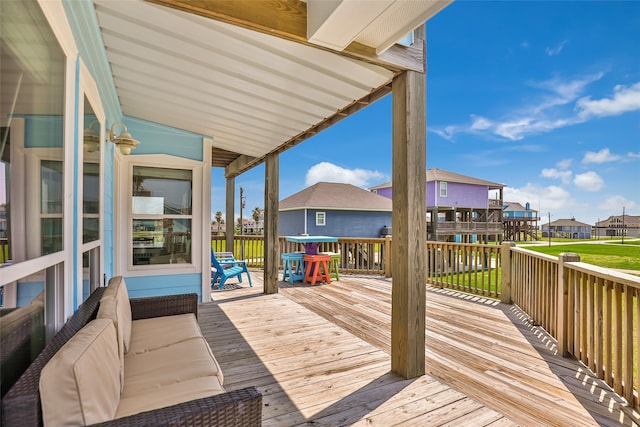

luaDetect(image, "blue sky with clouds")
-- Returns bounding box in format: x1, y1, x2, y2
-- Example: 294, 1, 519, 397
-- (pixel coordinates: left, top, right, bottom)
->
212, 1, 640, 226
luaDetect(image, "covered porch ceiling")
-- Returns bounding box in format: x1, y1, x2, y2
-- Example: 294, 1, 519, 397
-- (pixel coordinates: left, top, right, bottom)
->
93, 0, 450, 175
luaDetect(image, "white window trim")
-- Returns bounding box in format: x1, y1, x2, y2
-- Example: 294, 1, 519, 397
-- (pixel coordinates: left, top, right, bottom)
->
440, 181, 448, 197
316, 211, 326, 226
117, 154, 203, 277
201, 138, 212, 302
79, 60, 106, 298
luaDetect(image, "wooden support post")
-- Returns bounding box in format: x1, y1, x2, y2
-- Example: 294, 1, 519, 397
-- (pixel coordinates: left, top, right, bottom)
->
391, 61, 426, 379
225, 177, 235, 253
557, 252, 580, 357
500, 241, 515, 304
263, 153, 279, 294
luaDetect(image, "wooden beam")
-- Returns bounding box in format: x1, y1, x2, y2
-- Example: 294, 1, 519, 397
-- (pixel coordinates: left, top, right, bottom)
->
225, 177, 235, 252
145, 0, 424, 72
225, 154, 258, 179
263, 153, 279, 294
391, 40, 426, 378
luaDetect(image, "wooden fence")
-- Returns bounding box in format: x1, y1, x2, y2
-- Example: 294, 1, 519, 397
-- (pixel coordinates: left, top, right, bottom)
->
506, 246, 640, 412
212, 234, 388, 274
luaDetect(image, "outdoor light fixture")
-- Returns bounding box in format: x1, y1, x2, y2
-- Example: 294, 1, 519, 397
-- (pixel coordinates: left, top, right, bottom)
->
83, 120, 101, 152
108, 121, 140, 155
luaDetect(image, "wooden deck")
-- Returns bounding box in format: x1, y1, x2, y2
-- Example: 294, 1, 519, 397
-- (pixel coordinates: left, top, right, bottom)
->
201, 273, 640, 426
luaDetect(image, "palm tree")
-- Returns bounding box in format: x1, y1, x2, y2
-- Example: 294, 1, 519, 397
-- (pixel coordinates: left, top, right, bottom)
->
215, 211, 223, 229
252, 207, 262, 223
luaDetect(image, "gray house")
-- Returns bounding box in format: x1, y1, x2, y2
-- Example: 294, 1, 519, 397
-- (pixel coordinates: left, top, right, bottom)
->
279, 182, 392, 238
542, 218, 592, 239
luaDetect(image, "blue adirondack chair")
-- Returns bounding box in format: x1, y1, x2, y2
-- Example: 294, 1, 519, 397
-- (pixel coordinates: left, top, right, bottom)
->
211, 250, 252, 290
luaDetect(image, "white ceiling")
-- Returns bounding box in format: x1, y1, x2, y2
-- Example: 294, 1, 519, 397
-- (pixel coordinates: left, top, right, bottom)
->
93, 0, 396, 165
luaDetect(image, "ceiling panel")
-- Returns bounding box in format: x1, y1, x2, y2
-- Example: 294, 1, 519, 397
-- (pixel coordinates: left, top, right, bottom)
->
93, 0, 394, 165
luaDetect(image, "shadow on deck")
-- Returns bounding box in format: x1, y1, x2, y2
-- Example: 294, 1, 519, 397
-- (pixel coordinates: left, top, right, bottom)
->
201, 272, 640, 426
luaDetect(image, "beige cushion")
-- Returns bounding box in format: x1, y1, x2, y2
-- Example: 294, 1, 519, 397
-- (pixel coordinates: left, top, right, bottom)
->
122, 337, 223, 397
102, 276, 132, 353
116, 375, 225, 420
97, 297, 125, 390
128, 313, 202, 354
40, 319, 120, 427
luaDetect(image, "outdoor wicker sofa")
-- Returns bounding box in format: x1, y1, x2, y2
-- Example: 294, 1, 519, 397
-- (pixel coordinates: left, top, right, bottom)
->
1, 279, 262, 426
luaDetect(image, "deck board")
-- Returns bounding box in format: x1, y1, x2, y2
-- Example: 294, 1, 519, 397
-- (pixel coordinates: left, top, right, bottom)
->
200, 272, 640, 426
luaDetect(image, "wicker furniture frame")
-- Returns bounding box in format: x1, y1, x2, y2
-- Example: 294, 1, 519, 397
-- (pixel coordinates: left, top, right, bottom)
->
1, 287, 262, 426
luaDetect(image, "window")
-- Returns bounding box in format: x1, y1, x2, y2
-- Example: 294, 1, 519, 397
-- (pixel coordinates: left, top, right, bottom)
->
316, 212, 326, 226
131, 166, 192, 266
440, 181, 447, 197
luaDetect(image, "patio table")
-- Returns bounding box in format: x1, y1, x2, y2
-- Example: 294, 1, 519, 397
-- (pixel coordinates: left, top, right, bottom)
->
285, 235, 338, 255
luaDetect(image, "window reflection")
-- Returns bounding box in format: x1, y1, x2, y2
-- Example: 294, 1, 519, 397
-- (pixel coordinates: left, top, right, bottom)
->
1, 0, 65, 265
83, 97, 100, 244
131, 167, 192, 265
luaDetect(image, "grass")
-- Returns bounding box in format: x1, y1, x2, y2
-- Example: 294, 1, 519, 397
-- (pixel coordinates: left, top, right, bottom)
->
523, 243, 640, 271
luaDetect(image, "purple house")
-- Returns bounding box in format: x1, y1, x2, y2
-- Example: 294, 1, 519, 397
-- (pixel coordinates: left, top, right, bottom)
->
370, 169, 504, 242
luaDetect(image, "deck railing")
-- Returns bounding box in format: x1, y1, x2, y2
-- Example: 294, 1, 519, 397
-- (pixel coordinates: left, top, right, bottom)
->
510, 247, 559, 336
560, 261, 640, 409
212, 234, 389, 274
425, 241, 502, 299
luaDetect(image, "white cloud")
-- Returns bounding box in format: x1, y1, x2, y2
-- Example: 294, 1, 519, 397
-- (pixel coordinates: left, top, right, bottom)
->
504, 183, 575, 212
305, 162, 386, 187
582, 148, 621, 164
574, 171, 604, 191
556, 158, 572, 170
597, 195, 639, 211
432, 73, 614, 142
541, 168, 572, 184
577, 82, 640, 118
629, 152, 640, 159
470, 115, 493, 130
545, 40, 568, 56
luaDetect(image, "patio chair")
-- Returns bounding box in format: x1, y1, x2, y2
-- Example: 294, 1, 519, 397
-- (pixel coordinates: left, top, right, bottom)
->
211, 250, 252, 290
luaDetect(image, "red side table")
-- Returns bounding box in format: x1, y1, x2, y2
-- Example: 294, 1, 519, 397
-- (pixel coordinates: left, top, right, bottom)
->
303, 254, 331, 286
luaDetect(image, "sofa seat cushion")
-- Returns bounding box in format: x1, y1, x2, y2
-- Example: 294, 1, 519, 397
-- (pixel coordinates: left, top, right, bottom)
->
40, 319, 120, 427
128, 313, 202, 354
122, 337, 224, 397
115, 375, 225, 419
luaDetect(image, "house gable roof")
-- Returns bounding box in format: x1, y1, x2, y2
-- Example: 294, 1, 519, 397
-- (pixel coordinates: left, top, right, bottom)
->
547, 218, 592, 227
503, 201, 537, 212
280, 182, 392, 211
369, 168, 504, 190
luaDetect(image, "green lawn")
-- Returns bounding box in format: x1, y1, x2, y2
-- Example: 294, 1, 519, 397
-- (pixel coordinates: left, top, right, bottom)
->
523, 243, 640, 270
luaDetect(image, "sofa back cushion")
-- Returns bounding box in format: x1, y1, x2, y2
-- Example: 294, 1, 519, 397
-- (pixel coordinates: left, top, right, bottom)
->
101, 276, 132, 353
39, 319, 120, 427
97, 297, 125, 390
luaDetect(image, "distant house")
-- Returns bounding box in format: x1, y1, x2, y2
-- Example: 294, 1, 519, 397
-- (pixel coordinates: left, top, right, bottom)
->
370, 168, 504, 243
595, 214, 640, 238
542, 218, 592, 239
503, 201, 539, 241
279, 182, 392, 238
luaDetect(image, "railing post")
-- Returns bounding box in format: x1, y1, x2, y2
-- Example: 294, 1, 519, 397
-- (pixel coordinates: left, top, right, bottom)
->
384, 236, 392, 278
557, 252, 580, 357
500, 242, 515, 304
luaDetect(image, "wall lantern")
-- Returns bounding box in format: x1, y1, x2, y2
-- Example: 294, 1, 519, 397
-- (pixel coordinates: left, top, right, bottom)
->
108, 122, 140, 155
82, 120, 101, 152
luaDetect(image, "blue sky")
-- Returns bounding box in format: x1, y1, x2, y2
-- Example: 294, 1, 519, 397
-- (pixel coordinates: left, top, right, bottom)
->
212, 1, 640, 226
